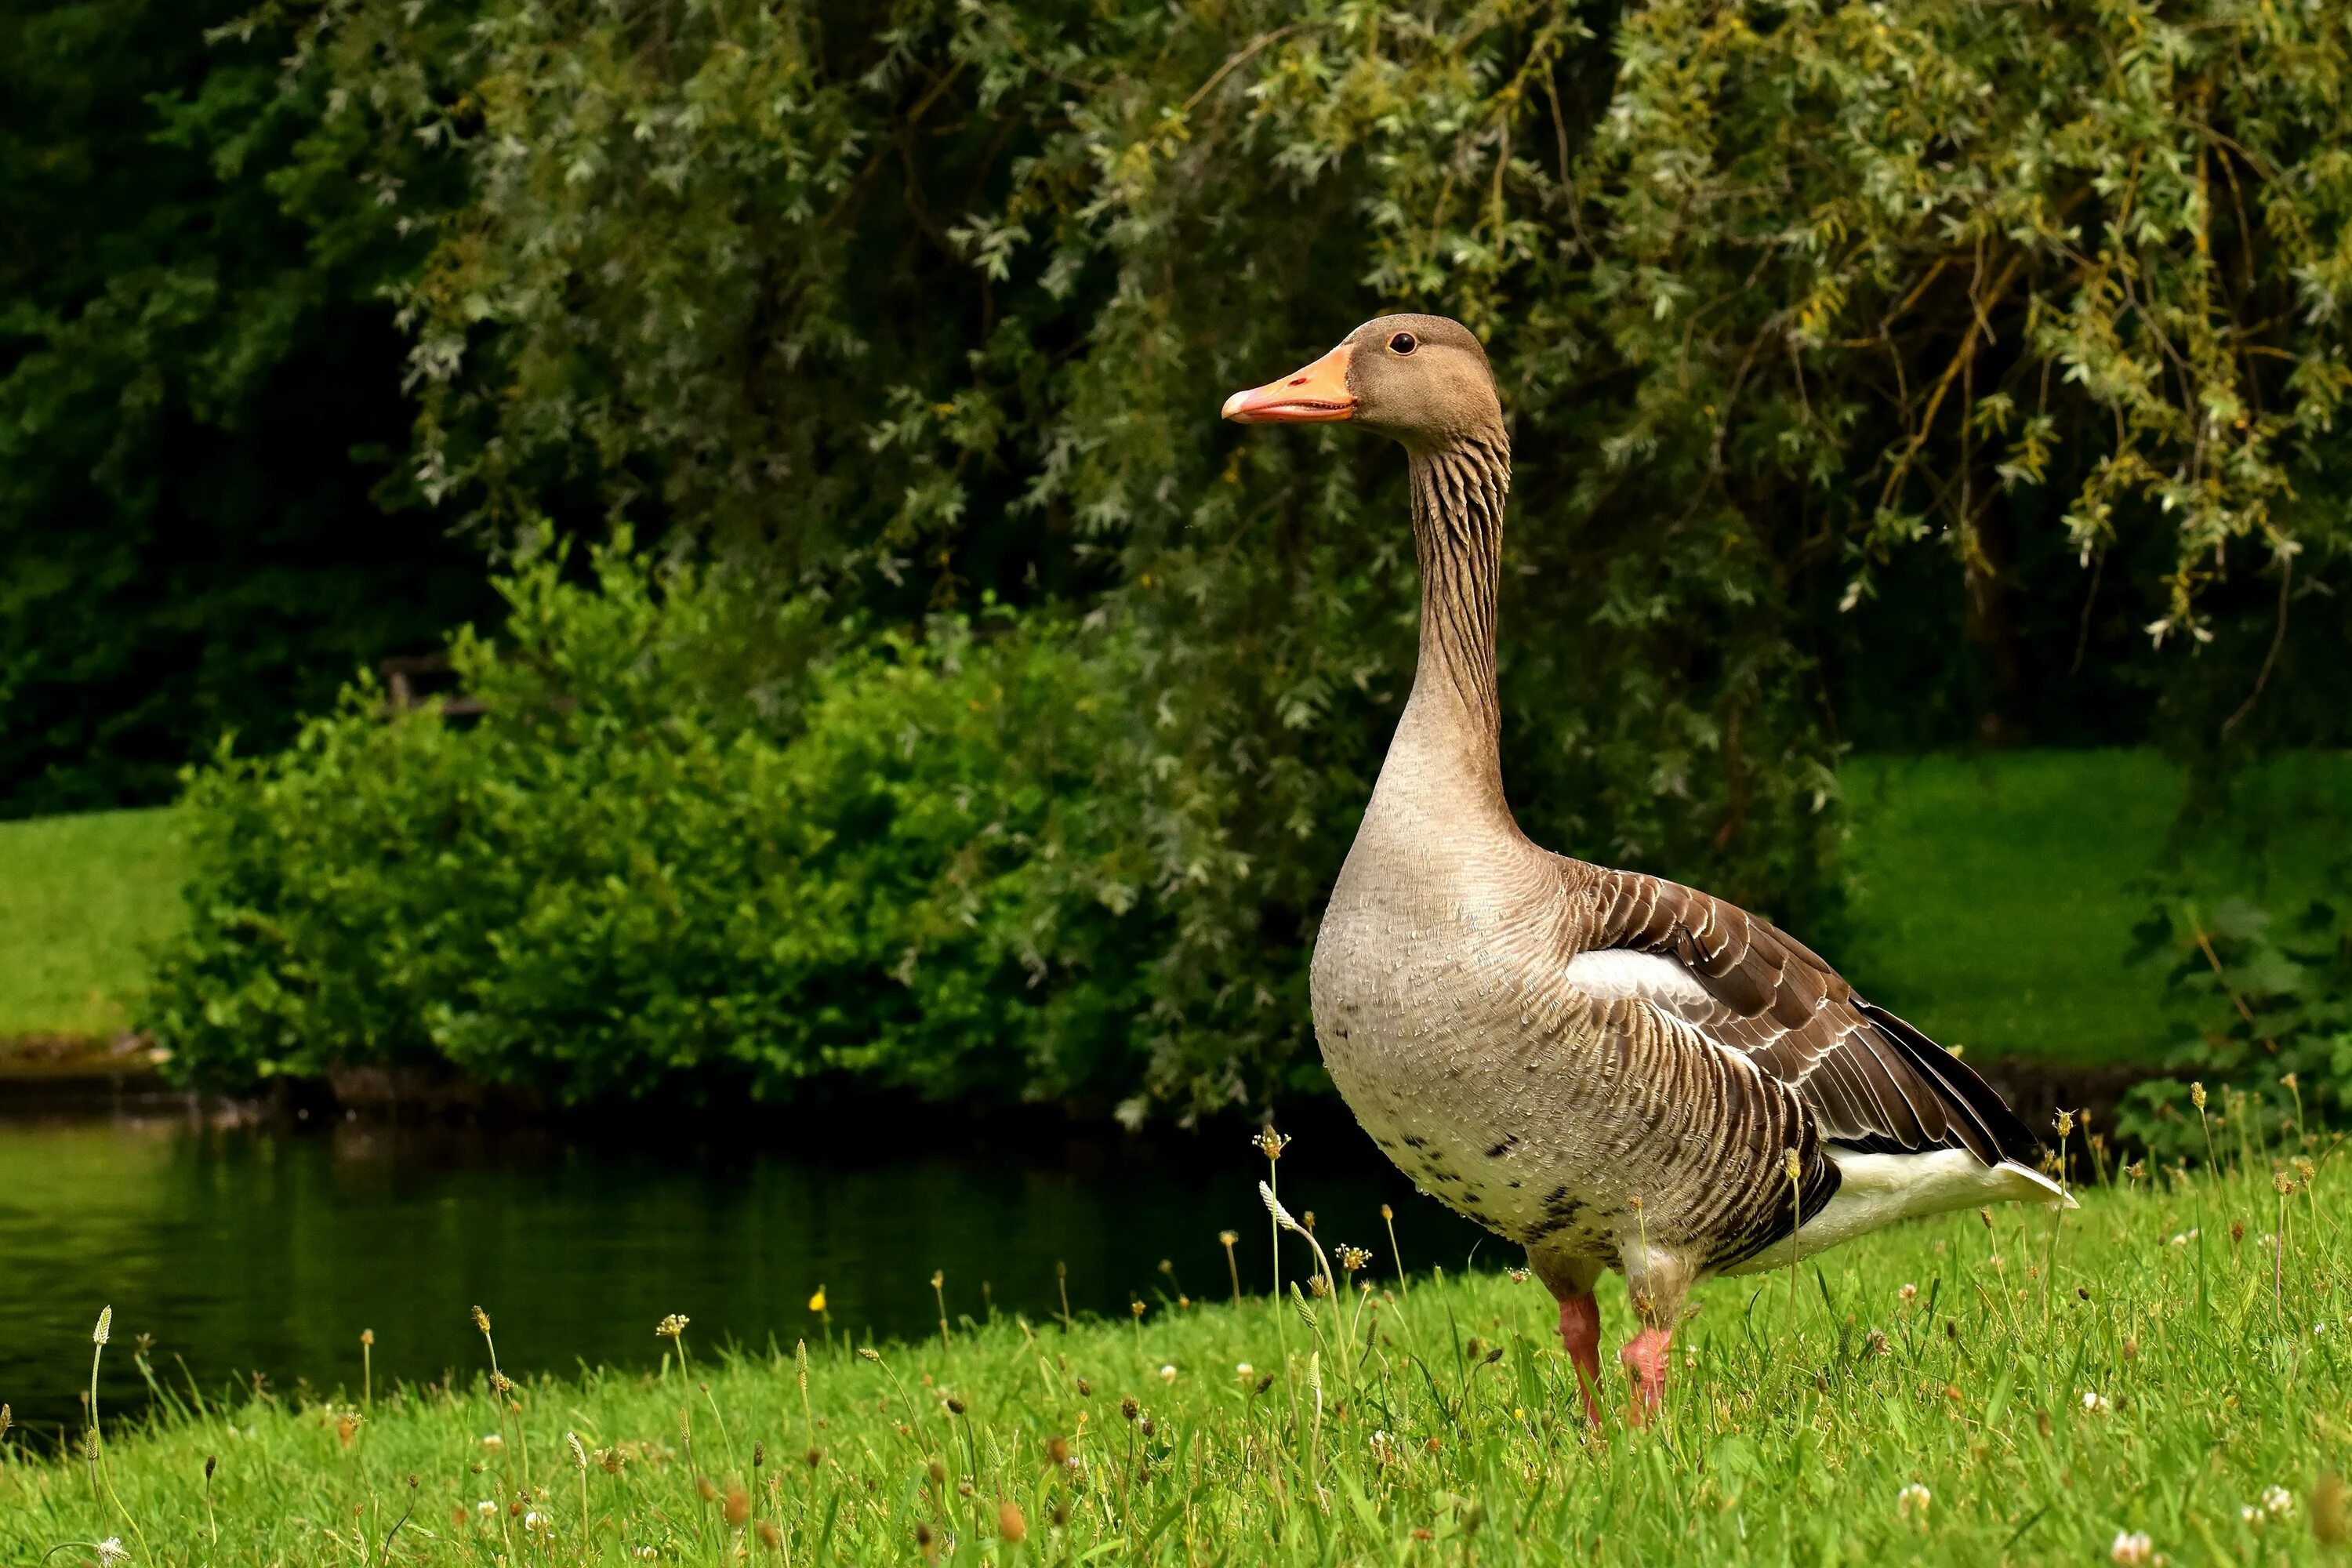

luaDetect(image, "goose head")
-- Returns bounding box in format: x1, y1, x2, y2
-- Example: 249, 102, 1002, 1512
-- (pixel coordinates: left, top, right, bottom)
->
1221, 314, 1500, 452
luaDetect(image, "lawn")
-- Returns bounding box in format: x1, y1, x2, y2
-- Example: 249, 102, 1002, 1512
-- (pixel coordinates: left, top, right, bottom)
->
1, 1144, 2343, 1566
0, 808, 187, 1040
1, 750, 2346, 1060
1839, 750, 2352, 1065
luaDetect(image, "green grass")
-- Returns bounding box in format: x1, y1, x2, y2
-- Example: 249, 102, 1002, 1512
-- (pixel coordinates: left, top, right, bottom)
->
1840, 750, 2352, 1065
2, 751, 2347, 1056
3, 1143, 2347, 1566
0, 808, 186, 1040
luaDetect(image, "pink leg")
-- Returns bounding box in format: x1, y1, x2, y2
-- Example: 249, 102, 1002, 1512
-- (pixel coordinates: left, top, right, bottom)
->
1619, 1327, 1673, 1423
1556, 1293, 1606, 1427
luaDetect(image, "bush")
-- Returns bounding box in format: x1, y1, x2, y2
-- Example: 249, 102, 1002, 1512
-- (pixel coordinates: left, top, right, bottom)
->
146, 536, 1162, 1109
2118, 886, 2352, 1161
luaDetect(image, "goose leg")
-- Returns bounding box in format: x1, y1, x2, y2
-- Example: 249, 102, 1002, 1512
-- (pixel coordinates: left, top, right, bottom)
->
1528, 1252, 1606, 1426
1557, 1293, 1606, 1425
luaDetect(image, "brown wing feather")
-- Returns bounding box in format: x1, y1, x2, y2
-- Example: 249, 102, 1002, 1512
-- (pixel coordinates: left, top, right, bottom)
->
1573, 867, 2041, 1167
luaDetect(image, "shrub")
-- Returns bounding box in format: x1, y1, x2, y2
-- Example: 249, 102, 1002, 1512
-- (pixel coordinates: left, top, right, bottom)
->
146, 536, 1161, 1108
2119, 886, 2352, 1161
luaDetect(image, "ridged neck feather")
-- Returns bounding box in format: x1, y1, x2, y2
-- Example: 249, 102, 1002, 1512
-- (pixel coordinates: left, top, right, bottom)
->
1405, 431, 1511, 745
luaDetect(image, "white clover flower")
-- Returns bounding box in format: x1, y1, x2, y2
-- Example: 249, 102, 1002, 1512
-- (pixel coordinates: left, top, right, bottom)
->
482, 1433, 504, 1448
2082, 1390, 2111, 1414
1234, 1362, 1252, 1376
1158, 1364, 1178, 1383
523, 1512, 548, 1533
2111, 1528, 2153, 1564
2261, 1485, 2293, 1519
1898, 1282, 1918, 1304
93, 1540, 127, 1566
476, 1501, 497, 1517
2240, 1504, 2260, 1525
1896, 1483, 1930, 1519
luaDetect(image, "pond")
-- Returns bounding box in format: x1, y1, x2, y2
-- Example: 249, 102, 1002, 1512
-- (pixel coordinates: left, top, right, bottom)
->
0, 1102, 1490, 1443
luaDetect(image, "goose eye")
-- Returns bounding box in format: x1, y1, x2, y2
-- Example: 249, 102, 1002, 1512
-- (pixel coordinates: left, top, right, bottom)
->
1388, 332, 1418, 355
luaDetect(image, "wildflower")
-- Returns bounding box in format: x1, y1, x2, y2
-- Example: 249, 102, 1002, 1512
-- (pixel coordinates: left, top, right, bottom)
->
482, 1434, 505, 1448
93, 1308, 112, 1347
634, 1548, 659, 1560
470, 1306, 492, 1333
2261, 1485, 2293, 1519
1898, 1282, 1918, 1305
567, 1431, 587, 1469
756, 1521, 782, 1552
1218, 1229, 1238, 1247
1158, 1365, 1178, 1383
1505, 1266, 1530, 1283
1254, 1127, 1291, 1161
858, 1347, 882, 1363
476, 1501, 497, 1517
2110, 1529, 2153, 1564
724, 1486, 750, 1526
1784, 1149, 1802, 1181
93, 1541, 126, 1566
1864, 1329, 1890, 1358
1896, 1483, 1930, 1519
655, 1314, 690, 1339
1336, 1245, 1374, 1272
808, 1287, 826, 1313
997, 1500, 1027, 1543
1235, 1363, 1254, 1379
2190, 1082, 2207, 1110
523, 1511, 550, 1533
2082, 1391, 2111, 1414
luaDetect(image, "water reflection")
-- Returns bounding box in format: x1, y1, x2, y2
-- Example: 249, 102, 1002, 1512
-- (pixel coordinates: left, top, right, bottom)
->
0, 1107, 1489, 1436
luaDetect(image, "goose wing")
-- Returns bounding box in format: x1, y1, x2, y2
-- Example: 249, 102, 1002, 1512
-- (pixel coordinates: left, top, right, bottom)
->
1563, 866, 2042, 1167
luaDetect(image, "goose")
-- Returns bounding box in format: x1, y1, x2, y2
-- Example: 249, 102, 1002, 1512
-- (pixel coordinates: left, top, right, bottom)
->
1222, 314, 2068, 1424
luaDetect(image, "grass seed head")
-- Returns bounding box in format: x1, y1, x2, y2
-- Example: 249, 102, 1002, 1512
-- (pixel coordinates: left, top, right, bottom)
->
695, 1475, 718, 1502
655, 1313, 689, 1339
93, 1306, 111, 1346
1254, 1126, 1290, 1161
756, 1520, 782, 1552
567, 1431, 587, 1469
470, 1306, 491, 1333
804, 1446, 822, 1469
2314, 1473, 2349, 1545
997, 1501, 1027, 1542
360, 1328, 373, 1346
723, 1484, 750, 1525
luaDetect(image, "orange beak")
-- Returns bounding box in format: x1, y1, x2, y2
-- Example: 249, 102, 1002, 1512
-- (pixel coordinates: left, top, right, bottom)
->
1221, 343, 1356, 423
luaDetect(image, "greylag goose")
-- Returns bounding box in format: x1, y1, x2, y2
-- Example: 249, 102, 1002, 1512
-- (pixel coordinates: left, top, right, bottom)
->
1222, 314, 2067, 1423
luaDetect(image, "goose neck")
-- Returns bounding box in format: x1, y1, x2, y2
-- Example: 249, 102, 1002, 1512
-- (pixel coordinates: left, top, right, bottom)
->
1403, 434, 1510, 748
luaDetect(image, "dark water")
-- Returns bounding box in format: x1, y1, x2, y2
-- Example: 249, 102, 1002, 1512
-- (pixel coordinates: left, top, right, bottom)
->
0, 1105, 1488, 1439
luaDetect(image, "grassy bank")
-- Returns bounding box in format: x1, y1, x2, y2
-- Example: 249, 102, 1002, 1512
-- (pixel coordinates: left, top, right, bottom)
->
4, 750, 2348, 1062
1838, 750, 2351, 1064
3, 1151, 2346, 1566
0, 808, 185, 1042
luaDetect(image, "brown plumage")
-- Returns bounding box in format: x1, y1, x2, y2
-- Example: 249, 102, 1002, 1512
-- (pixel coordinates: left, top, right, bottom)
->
1224, 313, 2062, 1425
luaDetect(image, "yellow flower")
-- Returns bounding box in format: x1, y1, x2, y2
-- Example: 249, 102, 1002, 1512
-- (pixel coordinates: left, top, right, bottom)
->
808, 1287, 828, 1313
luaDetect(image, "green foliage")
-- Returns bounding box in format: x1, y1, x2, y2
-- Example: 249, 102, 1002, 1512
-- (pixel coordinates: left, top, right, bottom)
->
28, 0, 2352, 1104
5, 1163, 2350, 1565
2122, 885, 2352, 1157
0, 0, 493, 816
148, 537, 1160, 1107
